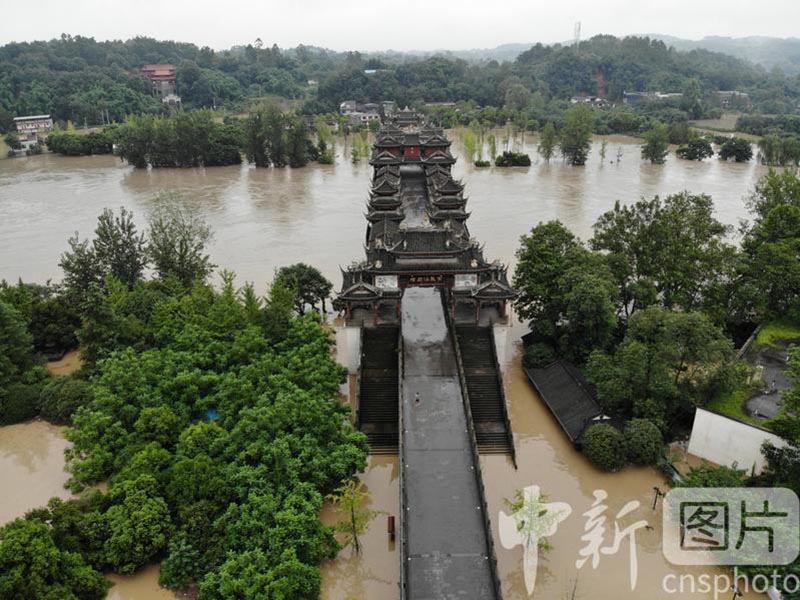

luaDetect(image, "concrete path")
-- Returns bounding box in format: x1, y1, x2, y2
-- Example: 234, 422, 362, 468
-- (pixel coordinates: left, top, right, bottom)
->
400, 287, 496, 599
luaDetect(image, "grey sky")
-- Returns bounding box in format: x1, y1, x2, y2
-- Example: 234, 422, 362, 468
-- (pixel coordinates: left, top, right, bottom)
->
3, 0, 798, 51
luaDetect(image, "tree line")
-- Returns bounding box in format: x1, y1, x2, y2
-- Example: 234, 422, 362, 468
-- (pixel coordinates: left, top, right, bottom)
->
45, 107, 329, 169
3, 33, 800, 134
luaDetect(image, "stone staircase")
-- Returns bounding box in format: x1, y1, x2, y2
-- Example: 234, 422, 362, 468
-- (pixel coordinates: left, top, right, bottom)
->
455, 325, 512, 455
358, 326, 400, 454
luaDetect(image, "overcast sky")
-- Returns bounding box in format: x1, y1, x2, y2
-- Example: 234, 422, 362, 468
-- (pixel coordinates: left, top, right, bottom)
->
3, 0, 798, 51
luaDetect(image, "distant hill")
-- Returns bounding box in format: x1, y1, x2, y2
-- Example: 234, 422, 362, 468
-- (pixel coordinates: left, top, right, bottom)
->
384, 36, 800, 75
643, 35, 800, 75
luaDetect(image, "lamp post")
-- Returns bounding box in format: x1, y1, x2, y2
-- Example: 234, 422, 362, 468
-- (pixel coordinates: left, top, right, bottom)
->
652, 486, 664, 510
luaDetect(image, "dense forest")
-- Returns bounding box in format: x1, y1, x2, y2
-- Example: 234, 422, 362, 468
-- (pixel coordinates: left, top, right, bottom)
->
2, 34, 799, 132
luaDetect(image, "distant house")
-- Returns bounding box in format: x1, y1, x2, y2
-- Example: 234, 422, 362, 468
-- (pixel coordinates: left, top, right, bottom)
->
715, 90, 751, 109
13, 114, 53, 150
623, 91, 682, 105
141, 64, 181, 105
339, 100, 383, 126
570, 95, 608, 107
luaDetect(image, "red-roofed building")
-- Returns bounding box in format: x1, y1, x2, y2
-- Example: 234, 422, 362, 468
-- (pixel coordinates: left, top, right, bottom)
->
141, 64, 178, 101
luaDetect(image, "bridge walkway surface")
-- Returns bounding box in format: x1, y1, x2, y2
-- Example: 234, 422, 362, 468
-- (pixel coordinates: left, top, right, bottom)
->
400, 286, 498, 600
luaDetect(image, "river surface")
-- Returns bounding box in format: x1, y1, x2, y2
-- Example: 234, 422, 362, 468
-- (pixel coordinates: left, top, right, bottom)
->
0, 134, 772, 598
0, 133, 770, 289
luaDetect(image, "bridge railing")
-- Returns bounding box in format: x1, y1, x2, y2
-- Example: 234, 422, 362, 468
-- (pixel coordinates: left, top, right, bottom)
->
355, 326, 364, 429
397, 326, 409, 599
488, 326, 518, 469
441, 289, 504, 600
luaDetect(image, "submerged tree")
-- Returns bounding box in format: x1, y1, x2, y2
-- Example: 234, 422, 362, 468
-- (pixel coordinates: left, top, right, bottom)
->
641, 123, 669, 164
537, 122, 557, 163
327, 479, 382, 555
559, 104, 594, 166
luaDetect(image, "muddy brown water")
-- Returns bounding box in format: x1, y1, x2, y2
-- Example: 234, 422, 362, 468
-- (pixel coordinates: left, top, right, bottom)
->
0, 134, 772, 598
0, 133, 771, 290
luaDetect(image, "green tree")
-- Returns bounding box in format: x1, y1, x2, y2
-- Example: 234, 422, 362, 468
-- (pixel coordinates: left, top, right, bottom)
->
586, 306, 736, 427
159, 535, 200, 589
4, 131, 21, 150
327, 479, 382, 555
624, 419, 663, 464
275, 263, 333, 313
676, 138, 713, 160
590, 193, 735, 318
641, 123, 669, 164
103, 475, 172, 574
582, 423, 626, 471
740, 169, 800, 318
0, 300, 35, 390
39, 376, 93, 424
92, 207, 148, 288
559, 104, 594, 165
719, 137, 753, 162
0, 518, 110, 600
148, 197, 215, 286
538, 122, 557, 163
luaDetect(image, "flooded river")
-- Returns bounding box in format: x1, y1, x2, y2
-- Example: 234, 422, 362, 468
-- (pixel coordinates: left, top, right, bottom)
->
0, 133, 769, 289
0, 134, 772, 598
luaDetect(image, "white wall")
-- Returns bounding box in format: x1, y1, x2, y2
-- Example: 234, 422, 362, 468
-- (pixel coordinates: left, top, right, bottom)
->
335, 326, 361, 374
687, 408, 787, 475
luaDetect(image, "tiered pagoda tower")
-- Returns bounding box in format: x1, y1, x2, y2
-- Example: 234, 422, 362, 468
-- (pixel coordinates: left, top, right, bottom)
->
338, 117, 516, 323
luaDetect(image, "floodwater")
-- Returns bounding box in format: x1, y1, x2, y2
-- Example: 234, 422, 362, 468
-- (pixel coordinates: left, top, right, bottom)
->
0, 133, 771, 290
484, 318, 765, 599
0, 133, 774, 598
0, 420, 72, 524
319, 455, 400, 600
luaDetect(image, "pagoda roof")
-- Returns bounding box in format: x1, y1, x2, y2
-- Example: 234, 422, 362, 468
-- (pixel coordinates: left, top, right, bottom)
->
366, 207, 405, 221
429, 207, 470, 221
374, 164, 400, 177
368, 219, 400, 246
472, 278, 517, 300
375, 134, 404, 148
423, 149, 456, 164
419, 130, 451, 147
372, 177, 399, 195
369, 150, 402, 166
388, 230, 470, 255
339, 280, 383, 301
433, 177, 464, 195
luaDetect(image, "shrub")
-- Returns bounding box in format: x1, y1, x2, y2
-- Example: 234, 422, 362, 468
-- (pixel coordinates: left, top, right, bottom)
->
0, 382, 41, 424
676, 138, 713, 160
495, 151, 531, 167
38, 376, 92, 424
581, 423, 626, 471
474, 159, 491, 167
624, 419, 663, 465
718, 138, 753, 162
523, 342, 555, 369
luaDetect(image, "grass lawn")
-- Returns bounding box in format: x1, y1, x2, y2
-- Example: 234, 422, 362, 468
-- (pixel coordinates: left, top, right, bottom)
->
755, 319, 800, 349
706, 387, 770, 428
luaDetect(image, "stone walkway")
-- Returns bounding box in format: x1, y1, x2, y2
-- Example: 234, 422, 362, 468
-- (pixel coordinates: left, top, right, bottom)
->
400, 287, 496, 599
